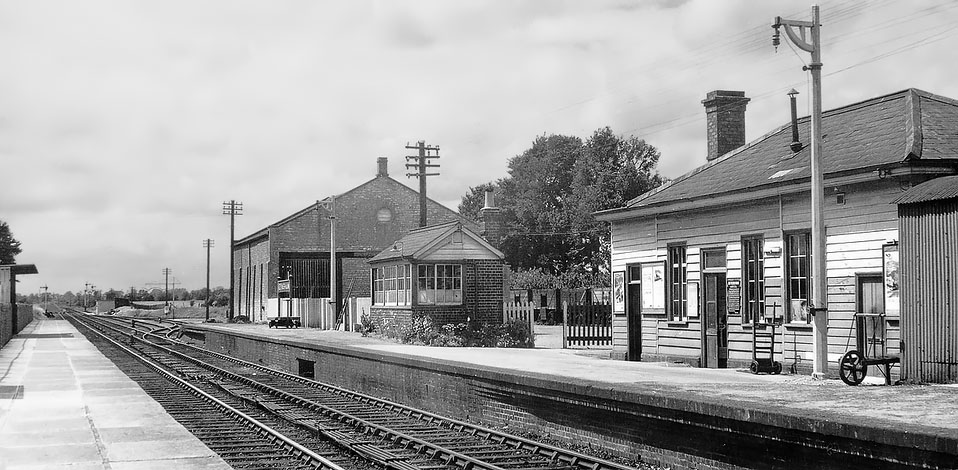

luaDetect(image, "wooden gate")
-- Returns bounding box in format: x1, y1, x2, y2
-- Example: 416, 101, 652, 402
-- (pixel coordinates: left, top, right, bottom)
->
563, 302, 612, 347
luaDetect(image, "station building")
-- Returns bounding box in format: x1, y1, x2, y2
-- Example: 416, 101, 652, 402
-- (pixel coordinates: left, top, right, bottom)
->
367, 220, 507, 327
1, 263, 37, 347
596, 89, 958, 379
231, 157, 473, 324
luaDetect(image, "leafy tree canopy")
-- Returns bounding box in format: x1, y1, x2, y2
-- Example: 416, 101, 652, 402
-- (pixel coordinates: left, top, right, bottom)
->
0, 220, 22, 265
460, 127, 664, 284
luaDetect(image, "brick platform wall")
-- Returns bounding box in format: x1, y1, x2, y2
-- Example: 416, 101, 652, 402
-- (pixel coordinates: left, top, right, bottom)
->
190, 326, 954, 470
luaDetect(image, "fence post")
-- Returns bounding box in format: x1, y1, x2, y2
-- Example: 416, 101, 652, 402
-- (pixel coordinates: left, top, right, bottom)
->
562, 301, 568, 349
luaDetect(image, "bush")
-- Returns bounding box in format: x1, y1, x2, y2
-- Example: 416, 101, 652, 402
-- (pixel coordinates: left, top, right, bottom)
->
374, 316, 534, 348
358, 315, 376, 337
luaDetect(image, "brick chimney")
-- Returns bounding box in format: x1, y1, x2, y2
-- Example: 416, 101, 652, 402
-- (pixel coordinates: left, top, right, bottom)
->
479, 189, 503, 249
702, 90, 750, 161
376, 157, 388, 177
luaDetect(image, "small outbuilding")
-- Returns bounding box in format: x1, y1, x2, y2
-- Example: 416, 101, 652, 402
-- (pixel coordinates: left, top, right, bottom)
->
367, 221, 506, 327
894, 175, 958, 383
1, 263, 38, 347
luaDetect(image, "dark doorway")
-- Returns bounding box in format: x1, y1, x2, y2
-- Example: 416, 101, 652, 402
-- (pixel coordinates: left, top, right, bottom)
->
297, 358, 315, 379
627, 265, 642, 361
703, 272, 728, 368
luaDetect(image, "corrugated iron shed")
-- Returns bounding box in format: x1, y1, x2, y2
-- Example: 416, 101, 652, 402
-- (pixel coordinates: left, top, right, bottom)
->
893, 175, 958, 205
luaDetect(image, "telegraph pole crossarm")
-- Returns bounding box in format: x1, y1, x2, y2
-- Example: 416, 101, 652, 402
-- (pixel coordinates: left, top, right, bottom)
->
773, 5, 827, 379
404, 141, 441, 227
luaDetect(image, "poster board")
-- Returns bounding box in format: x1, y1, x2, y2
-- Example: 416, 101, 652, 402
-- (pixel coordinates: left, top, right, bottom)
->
686, 281, 699, 318
612, 271, 625, 313
641, 262, 665, 310
883, 243, 900, 317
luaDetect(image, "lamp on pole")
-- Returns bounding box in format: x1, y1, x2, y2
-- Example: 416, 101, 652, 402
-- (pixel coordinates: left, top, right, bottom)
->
222, 200, 243, 321
773, 5, 828, 378
203, 239, 214, 322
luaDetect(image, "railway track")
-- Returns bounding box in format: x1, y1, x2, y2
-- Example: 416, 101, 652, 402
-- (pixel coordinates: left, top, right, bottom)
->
64, 310, 641, 470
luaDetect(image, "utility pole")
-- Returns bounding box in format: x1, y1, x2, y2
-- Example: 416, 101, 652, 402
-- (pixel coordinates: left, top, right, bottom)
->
405, 141, 440, 227
316, 198, 338, 321
84, 282, 90, 309
774, 5, 827, 378
162, 268, 172, 304
203, 239, 214, 322
222, 200, 243, 321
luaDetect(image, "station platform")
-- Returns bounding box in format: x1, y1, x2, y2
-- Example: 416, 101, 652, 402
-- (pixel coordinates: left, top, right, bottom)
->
183, 321, 958, 468
0, 318, 231, 470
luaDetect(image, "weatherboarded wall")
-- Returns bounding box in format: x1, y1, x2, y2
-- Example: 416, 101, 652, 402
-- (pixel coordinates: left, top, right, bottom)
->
610, 179, 902, 376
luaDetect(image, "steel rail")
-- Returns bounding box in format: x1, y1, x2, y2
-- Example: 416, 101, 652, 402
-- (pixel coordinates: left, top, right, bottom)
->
130, 327, 506, 470
160, 325, 634, 470
66, 312, 348, 470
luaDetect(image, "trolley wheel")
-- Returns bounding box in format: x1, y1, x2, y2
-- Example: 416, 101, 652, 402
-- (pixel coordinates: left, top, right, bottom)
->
749, 361, 759, 374
773, 362, 783, 375
840, 350, 867, 386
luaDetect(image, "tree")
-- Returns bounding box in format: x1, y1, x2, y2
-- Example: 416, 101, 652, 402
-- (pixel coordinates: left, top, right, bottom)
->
459, 128, 664, 282
0, 220, 22, 265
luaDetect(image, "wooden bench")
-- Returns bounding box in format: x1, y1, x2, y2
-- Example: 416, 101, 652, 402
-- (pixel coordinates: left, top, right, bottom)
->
268, 316, 302, 328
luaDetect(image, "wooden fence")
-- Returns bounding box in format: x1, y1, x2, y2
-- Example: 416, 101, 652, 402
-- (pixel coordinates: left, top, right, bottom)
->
503, 302, 536, 334
562, 301, 612, 348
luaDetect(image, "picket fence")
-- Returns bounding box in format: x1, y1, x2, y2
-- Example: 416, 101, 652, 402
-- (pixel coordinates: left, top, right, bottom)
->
503, 302, 536, 334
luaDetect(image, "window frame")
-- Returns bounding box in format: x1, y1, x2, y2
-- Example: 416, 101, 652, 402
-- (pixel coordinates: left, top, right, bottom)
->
784, 231, 811, 323
372, 263, 411, 307
741, 236, 765, 325
667, 244, 688, 322
417, 263, 463, 306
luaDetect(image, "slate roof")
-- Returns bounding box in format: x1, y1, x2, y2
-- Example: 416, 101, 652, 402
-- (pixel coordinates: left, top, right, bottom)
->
893, 175, 958, 205
368, 221, 503, 263
597, 89, 958, 219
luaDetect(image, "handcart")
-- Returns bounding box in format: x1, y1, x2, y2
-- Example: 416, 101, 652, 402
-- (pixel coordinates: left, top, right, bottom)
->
839, 312, 900, 386
749, 321, 782, 374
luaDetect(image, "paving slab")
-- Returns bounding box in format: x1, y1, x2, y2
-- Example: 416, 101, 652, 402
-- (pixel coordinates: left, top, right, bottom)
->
0, 319, 232, 470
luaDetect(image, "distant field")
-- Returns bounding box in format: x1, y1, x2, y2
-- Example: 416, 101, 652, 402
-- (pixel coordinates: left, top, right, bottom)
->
112, 305, 231, 322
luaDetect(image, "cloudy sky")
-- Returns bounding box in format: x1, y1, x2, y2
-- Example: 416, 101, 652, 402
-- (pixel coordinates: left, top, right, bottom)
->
3, 0, 957, 297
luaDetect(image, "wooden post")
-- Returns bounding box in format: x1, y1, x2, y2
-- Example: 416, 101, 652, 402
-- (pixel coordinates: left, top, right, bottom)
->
562, 301, 568, 349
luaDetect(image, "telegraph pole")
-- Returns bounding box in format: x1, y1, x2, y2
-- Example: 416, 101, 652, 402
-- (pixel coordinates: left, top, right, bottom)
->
316, 198, 338, 321
162, 268, 172, 304
222, 200, 243, 320
774, 5, 827, 378
405, 141, 440, 227
203, 239, 214, 322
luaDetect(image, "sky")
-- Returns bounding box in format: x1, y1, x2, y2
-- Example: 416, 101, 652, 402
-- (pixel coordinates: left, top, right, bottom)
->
3, 0, 958, 297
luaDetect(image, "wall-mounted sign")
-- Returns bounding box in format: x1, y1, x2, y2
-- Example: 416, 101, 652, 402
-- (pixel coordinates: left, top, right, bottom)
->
277, 279, 291, 294
763, 240, 783, 258
687, 281, 699, 318
883, 243, 899, 317
727, 279, 742, 314
641, 263, 665, 309
612, 271, 625, 313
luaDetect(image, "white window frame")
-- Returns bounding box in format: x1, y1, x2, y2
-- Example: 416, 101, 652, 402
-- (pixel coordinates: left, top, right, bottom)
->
417, 263, 462, 305
372, 264, 411, 307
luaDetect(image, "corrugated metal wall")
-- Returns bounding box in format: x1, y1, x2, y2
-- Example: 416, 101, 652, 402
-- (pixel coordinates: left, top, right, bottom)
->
899, 199, 958, 383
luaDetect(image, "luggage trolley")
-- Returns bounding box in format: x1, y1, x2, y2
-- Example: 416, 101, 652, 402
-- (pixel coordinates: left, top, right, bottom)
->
839, 312, 900, 386
750, 322, 782, 374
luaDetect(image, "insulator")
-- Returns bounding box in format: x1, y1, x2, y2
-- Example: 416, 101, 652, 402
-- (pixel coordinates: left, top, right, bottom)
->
772, 29, 780, 49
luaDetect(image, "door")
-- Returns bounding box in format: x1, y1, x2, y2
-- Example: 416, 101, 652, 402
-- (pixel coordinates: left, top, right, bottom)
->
627, 280, 642, 361
703, 273, 728, 368
856, 274, 885, 357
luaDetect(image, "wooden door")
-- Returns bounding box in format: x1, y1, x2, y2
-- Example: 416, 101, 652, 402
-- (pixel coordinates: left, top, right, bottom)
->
703, 273, 728, 368
627, 280, 642, 361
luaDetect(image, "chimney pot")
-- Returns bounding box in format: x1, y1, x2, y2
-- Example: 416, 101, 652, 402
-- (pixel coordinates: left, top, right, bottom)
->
703, 90, 750, 161
376, 157, 388, 177
483, 189, 495, 209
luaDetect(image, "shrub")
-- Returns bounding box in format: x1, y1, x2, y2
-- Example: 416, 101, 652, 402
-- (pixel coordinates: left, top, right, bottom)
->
374, 316, 534, 348
358, 315, 376, 337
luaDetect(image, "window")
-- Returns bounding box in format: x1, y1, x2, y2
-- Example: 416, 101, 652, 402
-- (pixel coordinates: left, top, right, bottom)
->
742, 237, 765, 324
785, 232, 810, 323
667, 245, 687, 321
418, 264, 462, 305
372, 264, 411, 306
